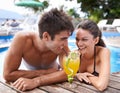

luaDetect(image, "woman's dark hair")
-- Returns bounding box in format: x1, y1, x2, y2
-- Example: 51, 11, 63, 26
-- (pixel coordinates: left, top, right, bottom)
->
38, 8, 74, 40
76, 19, 106, 47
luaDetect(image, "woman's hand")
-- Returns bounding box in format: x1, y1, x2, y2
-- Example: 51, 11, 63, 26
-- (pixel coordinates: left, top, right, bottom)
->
12, 77, 39, 91
76, 72, 94, 84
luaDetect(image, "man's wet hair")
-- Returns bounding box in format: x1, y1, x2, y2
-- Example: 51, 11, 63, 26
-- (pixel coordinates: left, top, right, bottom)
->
38, 8, 74, 40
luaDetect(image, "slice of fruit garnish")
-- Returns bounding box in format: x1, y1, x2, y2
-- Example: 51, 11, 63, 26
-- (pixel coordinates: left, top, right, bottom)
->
70, 51, 77, 59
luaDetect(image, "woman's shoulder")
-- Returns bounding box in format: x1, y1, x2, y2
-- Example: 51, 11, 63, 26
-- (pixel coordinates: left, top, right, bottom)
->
96, 46, 110, 55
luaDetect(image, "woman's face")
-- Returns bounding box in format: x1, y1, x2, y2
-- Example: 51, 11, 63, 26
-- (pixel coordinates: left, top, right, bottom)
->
75, 28, 98, 55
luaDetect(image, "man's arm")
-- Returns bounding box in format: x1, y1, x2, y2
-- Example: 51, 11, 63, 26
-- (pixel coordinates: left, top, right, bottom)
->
34, 70, 67, 86
4, 49, 57, 82
3, 32, 57, 82
12, 70, 67, 91
4, 67, 58, 82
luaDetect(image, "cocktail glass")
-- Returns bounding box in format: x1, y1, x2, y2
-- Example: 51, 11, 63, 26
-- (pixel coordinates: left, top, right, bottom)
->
63, 51, 80, 88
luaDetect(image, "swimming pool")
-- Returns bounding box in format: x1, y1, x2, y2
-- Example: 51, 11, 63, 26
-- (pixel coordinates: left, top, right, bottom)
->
0, 47, 8, 77
102, 32, 120, 37
0, 35, 13, 77
0, 32, 120, 76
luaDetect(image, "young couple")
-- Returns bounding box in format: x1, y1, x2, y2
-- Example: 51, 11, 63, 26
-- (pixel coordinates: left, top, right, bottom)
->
3, 8, 110, 91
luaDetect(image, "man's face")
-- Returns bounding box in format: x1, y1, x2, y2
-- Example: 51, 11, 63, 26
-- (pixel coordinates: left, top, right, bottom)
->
47, 30, 71, 54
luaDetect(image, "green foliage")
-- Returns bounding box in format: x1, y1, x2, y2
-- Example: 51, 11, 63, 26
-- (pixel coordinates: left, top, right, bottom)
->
77, 0, 120, 22
42, 1, 49, 8
67, 8, 80, 18
29, 0, 49, 12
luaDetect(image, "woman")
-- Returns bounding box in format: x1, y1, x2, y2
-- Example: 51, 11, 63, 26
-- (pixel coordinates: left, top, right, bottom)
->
75, 19, 110, 91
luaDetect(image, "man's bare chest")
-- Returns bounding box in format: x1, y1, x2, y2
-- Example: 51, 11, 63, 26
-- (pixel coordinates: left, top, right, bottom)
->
23, 50, 57, 67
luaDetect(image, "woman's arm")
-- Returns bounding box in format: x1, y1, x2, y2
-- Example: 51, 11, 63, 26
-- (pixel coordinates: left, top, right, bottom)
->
88, 48, 110, 91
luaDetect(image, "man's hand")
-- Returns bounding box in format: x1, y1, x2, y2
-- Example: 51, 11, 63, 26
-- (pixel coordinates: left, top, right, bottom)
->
12, 77, 39, 91
76, 72, 94, 84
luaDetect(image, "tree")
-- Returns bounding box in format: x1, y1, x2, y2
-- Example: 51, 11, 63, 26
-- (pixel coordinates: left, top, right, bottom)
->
77, 0, 120, 22
67, 8, 80, 18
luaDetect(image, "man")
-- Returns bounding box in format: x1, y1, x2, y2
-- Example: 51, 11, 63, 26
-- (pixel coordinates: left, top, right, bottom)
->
3, 8, 74, 91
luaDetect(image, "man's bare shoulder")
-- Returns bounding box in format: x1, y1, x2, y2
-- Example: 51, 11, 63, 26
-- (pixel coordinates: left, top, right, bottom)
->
12, 31, 38, 44
8, 31, 38, 55
14, 31, 37, 38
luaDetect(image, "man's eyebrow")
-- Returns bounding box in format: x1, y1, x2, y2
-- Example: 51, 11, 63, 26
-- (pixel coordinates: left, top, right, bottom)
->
60, 37, 68, 40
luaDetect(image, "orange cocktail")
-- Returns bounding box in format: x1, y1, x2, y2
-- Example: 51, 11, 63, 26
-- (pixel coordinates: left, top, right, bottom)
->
63, 51, 80, 83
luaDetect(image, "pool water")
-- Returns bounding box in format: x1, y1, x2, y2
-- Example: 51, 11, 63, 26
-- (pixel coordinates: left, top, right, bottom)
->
0, 32, 120, 76
0, 47, 8, 77
108, 46, 120, 72
102, 32, 120, 37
